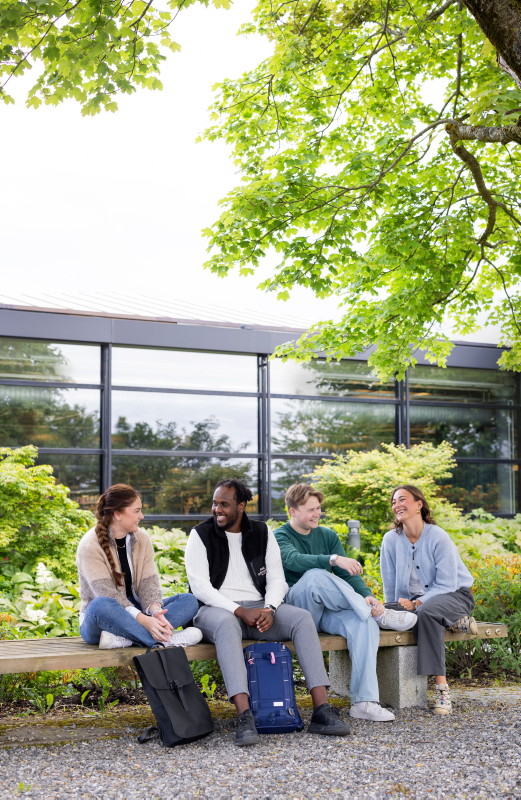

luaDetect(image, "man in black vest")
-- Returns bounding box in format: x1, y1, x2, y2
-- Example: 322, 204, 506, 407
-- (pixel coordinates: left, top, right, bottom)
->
185, 478, 350, 746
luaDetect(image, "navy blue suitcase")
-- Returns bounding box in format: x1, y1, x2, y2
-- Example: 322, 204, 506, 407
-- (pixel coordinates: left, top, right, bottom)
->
243, 642, 304, 734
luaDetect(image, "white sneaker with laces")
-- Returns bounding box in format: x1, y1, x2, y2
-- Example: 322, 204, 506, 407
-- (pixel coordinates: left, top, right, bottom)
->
375, 608, 417, 631
99, 631, 133, 649
165, 626, 203, 648
349, 702, 395, 721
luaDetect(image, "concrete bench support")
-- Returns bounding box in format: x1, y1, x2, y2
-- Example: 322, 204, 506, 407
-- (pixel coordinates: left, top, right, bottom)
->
329, 645, 427, 708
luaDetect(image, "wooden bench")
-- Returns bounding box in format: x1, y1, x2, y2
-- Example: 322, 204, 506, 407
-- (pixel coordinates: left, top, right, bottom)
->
0, 623, 508, 709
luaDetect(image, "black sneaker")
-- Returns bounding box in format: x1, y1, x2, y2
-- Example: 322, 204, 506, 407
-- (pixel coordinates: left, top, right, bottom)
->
308, 703, 351, 736
235, 709, 260, 746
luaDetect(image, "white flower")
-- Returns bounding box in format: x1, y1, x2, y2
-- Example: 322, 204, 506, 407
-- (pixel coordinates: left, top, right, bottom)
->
35, 562, 55, 589
24, 606, 48, 623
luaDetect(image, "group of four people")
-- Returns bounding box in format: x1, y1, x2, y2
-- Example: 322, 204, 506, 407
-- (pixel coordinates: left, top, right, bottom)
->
77, 479, 476, 745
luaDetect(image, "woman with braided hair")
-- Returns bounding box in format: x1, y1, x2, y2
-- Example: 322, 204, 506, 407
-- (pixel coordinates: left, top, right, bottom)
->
77, 484, 202, 649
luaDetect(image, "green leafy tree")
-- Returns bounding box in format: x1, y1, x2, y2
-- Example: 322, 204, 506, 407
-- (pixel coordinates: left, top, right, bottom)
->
0, 446, 94, 578
0, 0, 230, 114
204, 0, 521, 378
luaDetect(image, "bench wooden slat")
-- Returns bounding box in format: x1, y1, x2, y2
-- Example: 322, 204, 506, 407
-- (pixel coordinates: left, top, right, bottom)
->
0, 622, 508, 675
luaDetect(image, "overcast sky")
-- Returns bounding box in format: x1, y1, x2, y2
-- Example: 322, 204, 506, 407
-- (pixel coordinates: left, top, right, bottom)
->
0, 0, 344, 326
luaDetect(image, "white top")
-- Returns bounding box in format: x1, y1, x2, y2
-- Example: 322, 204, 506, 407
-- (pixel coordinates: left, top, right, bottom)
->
185, 525, 288, 614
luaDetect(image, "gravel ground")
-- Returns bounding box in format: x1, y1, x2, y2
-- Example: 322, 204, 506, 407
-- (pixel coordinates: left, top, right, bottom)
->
1, 699, 520, 800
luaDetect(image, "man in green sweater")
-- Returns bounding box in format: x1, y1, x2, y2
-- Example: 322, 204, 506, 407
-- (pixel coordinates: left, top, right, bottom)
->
274, 484, 416, 722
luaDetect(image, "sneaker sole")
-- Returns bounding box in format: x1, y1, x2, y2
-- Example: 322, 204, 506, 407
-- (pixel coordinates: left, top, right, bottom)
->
349, 711, 395, 721
307, 722, 351, 736
235, 734, 260, 746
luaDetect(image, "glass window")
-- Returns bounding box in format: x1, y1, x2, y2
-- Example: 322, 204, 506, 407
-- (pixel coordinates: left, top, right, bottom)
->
36, 454, 100, 510
0, 386, 100, 447
410, 405, 516, 459
270, 457, 329, 514
0, 338, 100, 383
439, 462, 518, 515
112, 391, 258, 453
270, 359, 395, 398
408, 365, 518, 403
112, 456, 258, 515
271, 398, 396, 454
112, 347, 258, 393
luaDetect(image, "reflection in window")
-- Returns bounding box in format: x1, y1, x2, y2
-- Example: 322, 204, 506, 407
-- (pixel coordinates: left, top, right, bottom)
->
270, 358, 395, 398
112, 456, 258, 515
409, 365, 517, 403
112, 392, 257, 453
271, 457, 329, 514
0, 338, 100, 383
440, 462, 517, 515
410, 405, 516, 459
112, 347, 257, 392
271, 399, 396, 454
0, 386, 100, 447
35, 454, 100, 509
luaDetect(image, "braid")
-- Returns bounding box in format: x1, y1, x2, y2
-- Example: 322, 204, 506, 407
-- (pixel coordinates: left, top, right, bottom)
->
95, 485, 138, 587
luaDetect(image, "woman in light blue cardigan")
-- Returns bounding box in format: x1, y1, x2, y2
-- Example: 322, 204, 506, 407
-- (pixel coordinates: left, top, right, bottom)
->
380, 485, 476, 715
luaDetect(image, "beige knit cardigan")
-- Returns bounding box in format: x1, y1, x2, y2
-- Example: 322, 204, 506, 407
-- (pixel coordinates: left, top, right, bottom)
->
76, 526, 162, 618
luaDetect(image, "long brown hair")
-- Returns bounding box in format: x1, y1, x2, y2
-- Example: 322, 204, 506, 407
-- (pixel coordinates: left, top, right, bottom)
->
95, 484, 140, 586
391, 484, 436, 533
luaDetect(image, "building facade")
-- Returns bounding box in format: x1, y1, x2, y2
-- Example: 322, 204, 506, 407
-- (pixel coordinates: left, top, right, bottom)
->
1, 307, 519, 527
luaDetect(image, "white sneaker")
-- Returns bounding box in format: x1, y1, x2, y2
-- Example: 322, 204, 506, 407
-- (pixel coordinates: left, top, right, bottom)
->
165, 626, 203, 648
375, 608, 417, 631
349, 702, 395, 721
99, 631, 133, 649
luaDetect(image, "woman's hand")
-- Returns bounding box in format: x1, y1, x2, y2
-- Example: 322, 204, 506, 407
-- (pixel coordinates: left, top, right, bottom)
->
398, 597, 417, 611
138, 609, 173, 643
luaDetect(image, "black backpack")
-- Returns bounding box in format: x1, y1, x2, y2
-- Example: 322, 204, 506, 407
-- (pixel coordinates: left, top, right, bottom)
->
133, 646, 214, 747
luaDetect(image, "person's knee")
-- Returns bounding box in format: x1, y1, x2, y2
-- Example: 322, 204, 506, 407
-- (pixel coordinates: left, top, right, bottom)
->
88, 596, 116, 614
182, 593, 199, 618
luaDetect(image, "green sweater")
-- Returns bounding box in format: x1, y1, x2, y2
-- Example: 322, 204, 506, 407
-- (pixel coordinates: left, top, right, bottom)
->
274, 521, 372, 597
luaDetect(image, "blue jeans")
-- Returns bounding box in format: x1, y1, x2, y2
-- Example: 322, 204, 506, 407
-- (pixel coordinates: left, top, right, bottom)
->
286, 569, 380, 704
80, 593, 199, 648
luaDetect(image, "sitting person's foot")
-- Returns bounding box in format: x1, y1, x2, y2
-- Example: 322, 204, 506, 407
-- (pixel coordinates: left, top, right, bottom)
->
99, 631, 133, 649
165, 626, 203, 648
448, 615, 478, 635
433, 683, 452, 715
235, 709, 260, 746
308, 703, 351, 736
349, 701, 395, 721
374, 608, 417, 631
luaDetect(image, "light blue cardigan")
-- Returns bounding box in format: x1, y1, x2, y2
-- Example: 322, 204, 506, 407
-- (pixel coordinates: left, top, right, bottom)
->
380, 523, 473, 604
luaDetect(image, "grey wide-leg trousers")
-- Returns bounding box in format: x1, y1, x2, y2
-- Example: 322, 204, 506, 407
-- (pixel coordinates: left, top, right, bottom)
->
193, 600, 330, 700
414, 587, 475, 676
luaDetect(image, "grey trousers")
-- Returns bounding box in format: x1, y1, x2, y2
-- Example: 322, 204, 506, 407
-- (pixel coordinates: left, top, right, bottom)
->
193, 601, 330, 700
414, 587, 475, 676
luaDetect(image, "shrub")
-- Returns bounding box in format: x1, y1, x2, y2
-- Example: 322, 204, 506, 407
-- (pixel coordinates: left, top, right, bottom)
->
0, 446, 93, 579
310, 442, 459, 550
446, 554, 521, 679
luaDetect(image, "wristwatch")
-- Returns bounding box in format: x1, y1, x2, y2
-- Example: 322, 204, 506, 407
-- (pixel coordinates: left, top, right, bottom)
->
329, 554, 338, 566
267, 604, 277, 615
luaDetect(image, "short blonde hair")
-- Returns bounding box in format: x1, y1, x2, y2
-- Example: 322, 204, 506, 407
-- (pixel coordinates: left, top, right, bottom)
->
285, 483, 324, 511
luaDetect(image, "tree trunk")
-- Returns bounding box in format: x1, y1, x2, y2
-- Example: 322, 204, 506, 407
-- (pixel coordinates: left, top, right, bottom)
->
464, 0, 521, 83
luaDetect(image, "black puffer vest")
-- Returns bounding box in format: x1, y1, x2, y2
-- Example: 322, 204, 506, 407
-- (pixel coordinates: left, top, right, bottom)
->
194, 513, 268, 596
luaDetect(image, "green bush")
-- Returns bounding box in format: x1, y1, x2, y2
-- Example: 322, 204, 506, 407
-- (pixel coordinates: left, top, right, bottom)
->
446, 554, 521, 679
311, 442, 459, 550
0, 446, 94, 579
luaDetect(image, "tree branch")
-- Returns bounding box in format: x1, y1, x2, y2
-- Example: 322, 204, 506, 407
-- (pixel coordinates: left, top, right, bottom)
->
445, 120, 521, 144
